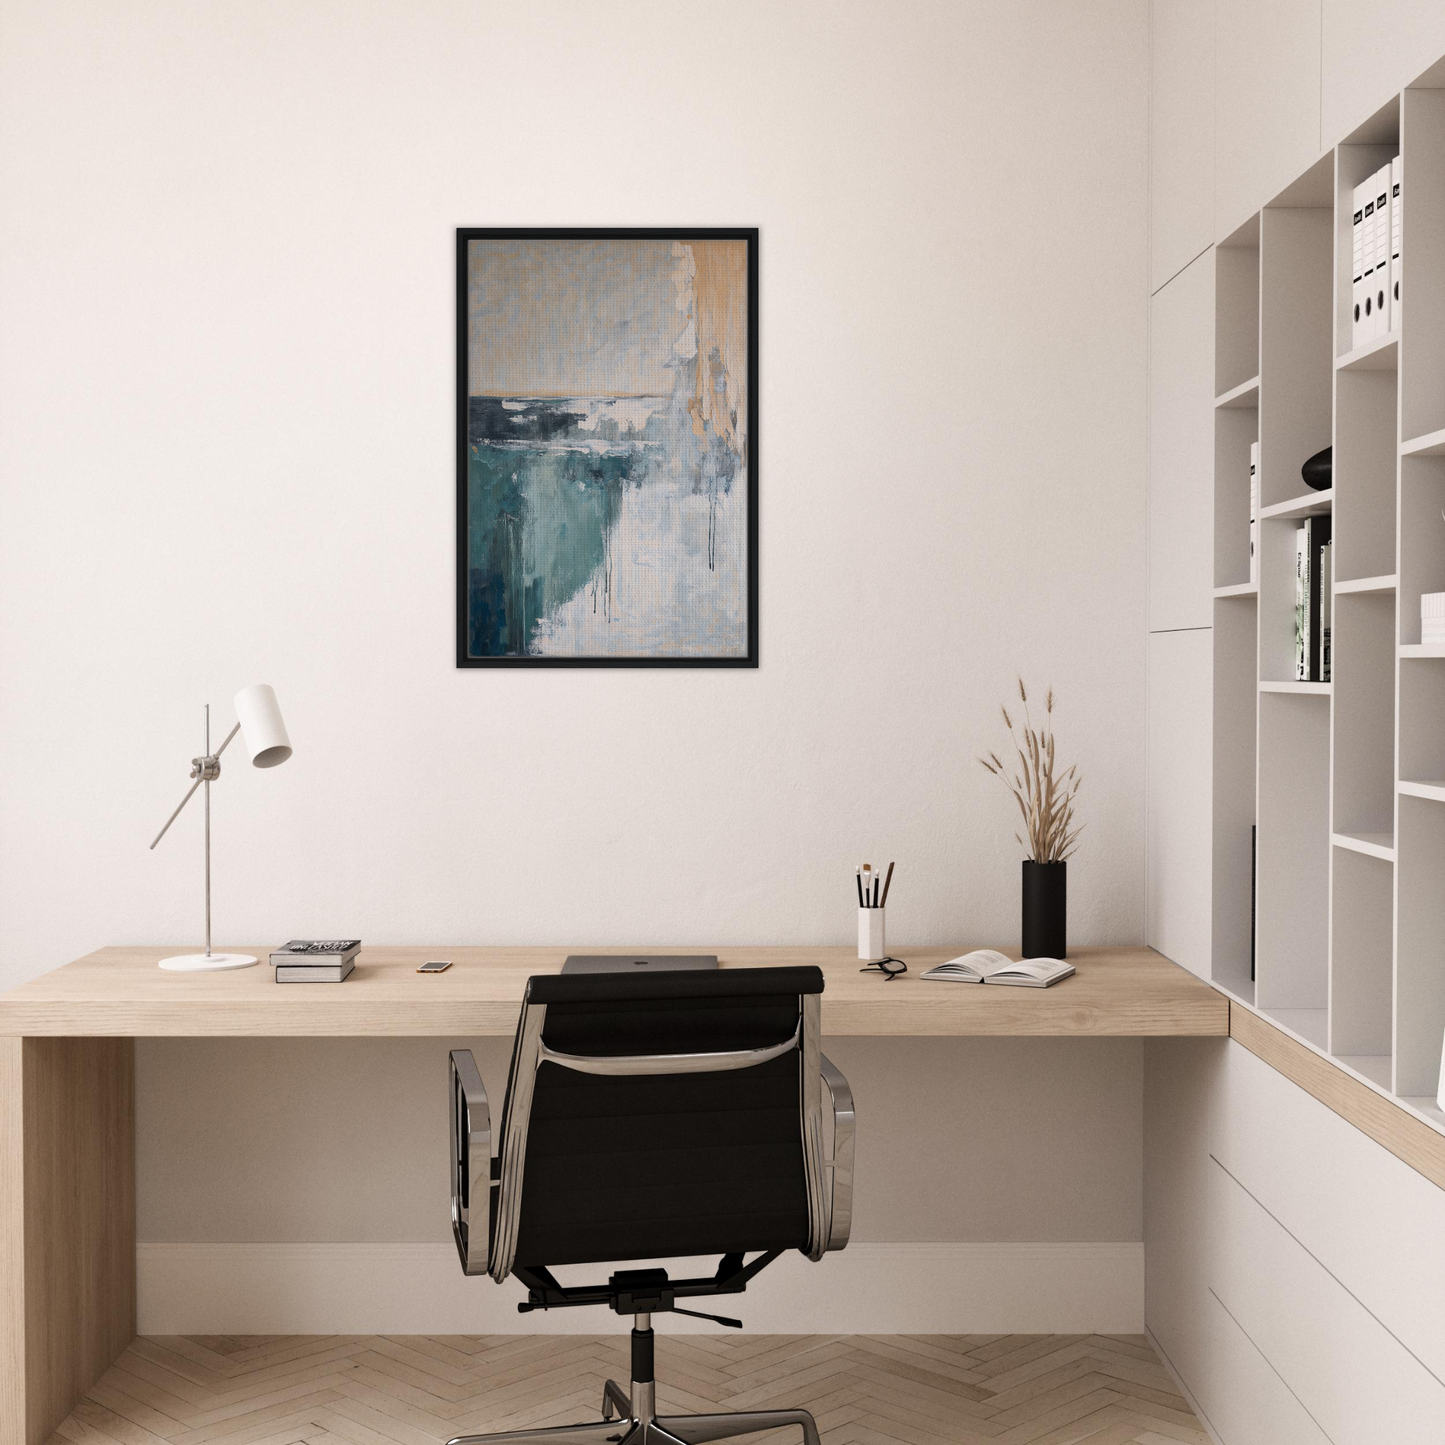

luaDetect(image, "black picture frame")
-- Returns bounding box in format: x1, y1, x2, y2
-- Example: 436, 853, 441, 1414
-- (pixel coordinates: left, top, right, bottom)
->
455, 227, 759, 668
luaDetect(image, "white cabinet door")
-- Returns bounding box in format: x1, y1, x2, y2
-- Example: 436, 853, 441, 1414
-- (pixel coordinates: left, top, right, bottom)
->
1147, 629, 1213, 978
1198, 1290, 1332, 1445
1214, 1039, 1445, 1384
1211, 1155, 1445, 1443
1149, 251, 1215, 632
1215, 0, 1323, 237
1150, 0, 1215, 292
1322, 0, 1445, 145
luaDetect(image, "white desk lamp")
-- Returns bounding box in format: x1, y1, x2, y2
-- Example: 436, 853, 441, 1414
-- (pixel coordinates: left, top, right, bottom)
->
149, 684, 292, 972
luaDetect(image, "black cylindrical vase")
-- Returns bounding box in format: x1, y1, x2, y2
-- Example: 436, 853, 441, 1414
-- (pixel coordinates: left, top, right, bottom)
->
1022, 860, 1067, 958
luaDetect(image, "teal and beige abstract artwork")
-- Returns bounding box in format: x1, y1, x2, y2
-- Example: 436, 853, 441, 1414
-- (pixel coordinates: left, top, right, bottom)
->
456, 229, 757, 667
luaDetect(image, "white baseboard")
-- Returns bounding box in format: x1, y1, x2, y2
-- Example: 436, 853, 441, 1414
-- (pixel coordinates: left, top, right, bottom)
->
137, 1241, 1143, 1335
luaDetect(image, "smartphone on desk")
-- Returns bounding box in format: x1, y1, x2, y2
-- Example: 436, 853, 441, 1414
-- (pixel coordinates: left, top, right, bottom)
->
417, 959, 452, 973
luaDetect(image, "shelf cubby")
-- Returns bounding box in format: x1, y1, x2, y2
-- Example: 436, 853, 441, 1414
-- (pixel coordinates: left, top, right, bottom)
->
1216, 216, 1260, 398
1401, 86, 1445, 444
1332, 592, 1396, 837
1214, 403, 1257, 589
1398, 454, 1445, 644
1258, 508, 1331, 684
1399, 653, 1445, 785
1396, 795, 1445, 1097
1259, 188, 1332, 511
1255, 692, 1330, 1017
1334, 370, 1397, 581
1329, 847, 1393, 1066
1211, 593, 1259, 1003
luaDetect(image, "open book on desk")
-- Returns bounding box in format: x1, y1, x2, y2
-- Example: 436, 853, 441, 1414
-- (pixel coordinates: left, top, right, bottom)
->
920, 950, 1075, 988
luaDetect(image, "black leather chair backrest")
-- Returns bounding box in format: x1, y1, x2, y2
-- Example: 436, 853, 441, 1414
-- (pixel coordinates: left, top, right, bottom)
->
499, 966, 824, 1269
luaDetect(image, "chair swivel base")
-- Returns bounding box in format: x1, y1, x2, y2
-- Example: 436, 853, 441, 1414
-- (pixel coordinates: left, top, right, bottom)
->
445, 1376, 822, 1445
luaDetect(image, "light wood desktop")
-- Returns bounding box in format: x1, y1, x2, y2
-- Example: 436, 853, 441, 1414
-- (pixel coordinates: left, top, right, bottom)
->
0, 944, 1223, 1445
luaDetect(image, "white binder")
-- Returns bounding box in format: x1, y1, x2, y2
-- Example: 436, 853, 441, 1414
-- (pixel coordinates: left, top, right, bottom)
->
1391, 154, 1402, 333
1351, 178, 1369, 349
1362, 171, 1380, 342
1373, 165, 1391, 341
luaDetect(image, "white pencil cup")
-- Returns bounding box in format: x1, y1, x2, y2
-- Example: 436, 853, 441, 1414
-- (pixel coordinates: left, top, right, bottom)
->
858, 907, 886, 962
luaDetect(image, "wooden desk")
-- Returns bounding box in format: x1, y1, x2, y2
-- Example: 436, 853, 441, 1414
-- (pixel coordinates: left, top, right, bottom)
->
0, 943, 1224, 1038
0, 944, 1223, 1445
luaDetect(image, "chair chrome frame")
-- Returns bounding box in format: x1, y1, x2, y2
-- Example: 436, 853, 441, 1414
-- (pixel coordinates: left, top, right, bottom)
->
445, 981, 854, 1445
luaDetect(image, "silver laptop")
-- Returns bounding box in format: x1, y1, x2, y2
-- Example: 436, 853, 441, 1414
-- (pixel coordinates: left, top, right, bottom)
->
561, 954, 719, 974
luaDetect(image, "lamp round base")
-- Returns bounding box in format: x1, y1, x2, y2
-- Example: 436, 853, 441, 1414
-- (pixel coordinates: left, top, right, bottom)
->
157, 952, 258, 972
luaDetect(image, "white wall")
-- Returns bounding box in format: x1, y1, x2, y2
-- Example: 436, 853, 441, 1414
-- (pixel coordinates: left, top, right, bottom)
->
0, 0, 1151, 1323
0, 0, 1149, 980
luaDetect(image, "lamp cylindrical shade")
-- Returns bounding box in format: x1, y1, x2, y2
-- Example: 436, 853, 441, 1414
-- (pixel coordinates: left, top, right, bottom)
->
233, 684, 292, 768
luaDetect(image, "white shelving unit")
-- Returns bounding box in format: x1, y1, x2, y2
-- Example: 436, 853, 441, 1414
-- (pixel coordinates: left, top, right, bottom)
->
1212, 80, 1445, 1133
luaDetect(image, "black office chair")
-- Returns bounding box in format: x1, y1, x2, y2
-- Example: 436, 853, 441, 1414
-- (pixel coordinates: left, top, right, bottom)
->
446, 966, 855, 1445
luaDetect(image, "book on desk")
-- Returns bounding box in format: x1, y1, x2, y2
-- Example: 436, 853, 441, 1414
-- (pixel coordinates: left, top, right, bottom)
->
920, 950, 1074, 987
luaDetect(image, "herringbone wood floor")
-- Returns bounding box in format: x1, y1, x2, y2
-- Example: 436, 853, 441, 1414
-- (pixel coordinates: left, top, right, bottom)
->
49, 1334, 1209, 1445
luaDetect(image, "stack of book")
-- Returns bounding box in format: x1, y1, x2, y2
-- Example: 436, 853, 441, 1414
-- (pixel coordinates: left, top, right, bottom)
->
1294, 517, 1332, 682
1423, 592, 1445, 646
1352, 156, 1402, 347
270, 939, 361, 982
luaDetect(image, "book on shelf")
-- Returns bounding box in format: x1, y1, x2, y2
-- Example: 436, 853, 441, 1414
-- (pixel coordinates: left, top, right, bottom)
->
1249, 441, 1259, 584
276, 958, 355, 983
1320, 538, 1332, 682
920, 950, 1074, 988
1293, 517, 1332, 681
1295, 526, 1308, 679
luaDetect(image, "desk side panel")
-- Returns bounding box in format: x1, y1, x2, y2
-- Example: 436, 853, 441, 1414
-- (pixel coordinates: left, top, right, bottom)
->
19, 1038, 135, 1445
1, 1040, 23, 1445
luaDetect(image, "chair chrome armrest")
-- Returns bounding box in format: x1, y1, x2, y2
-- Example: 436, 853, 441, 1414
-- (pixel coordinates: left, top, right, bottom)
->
819, 1052, 855, 1251
449, 1049, 492, 1276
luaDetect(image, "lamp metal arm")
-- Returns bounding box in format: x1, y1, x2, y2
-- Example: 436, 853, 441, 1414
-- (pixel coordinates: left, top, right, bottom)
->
148, 721, 242, 850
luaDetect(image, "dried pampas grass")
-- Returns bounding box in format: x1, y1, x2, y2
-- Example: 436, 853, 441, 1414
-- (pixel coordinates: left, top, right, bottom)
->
980, 678, 1083, 863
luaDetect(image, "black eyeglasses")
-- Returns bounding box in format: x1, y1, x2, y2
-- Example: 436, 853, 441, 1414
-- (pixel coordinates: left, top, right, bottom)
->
859, 956, 908, 981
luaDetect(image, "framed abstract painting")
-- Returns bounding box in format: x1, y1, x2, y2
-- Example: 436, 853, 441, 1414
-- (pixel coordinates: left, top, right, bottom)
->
456, 228, 758, 667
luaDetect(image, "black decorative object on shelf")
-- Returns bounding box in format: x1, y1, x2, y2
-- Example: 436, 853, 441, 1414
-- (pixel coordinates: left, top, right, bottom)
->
1302, 445, 1332, 491
1022, 861, 1067, 959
